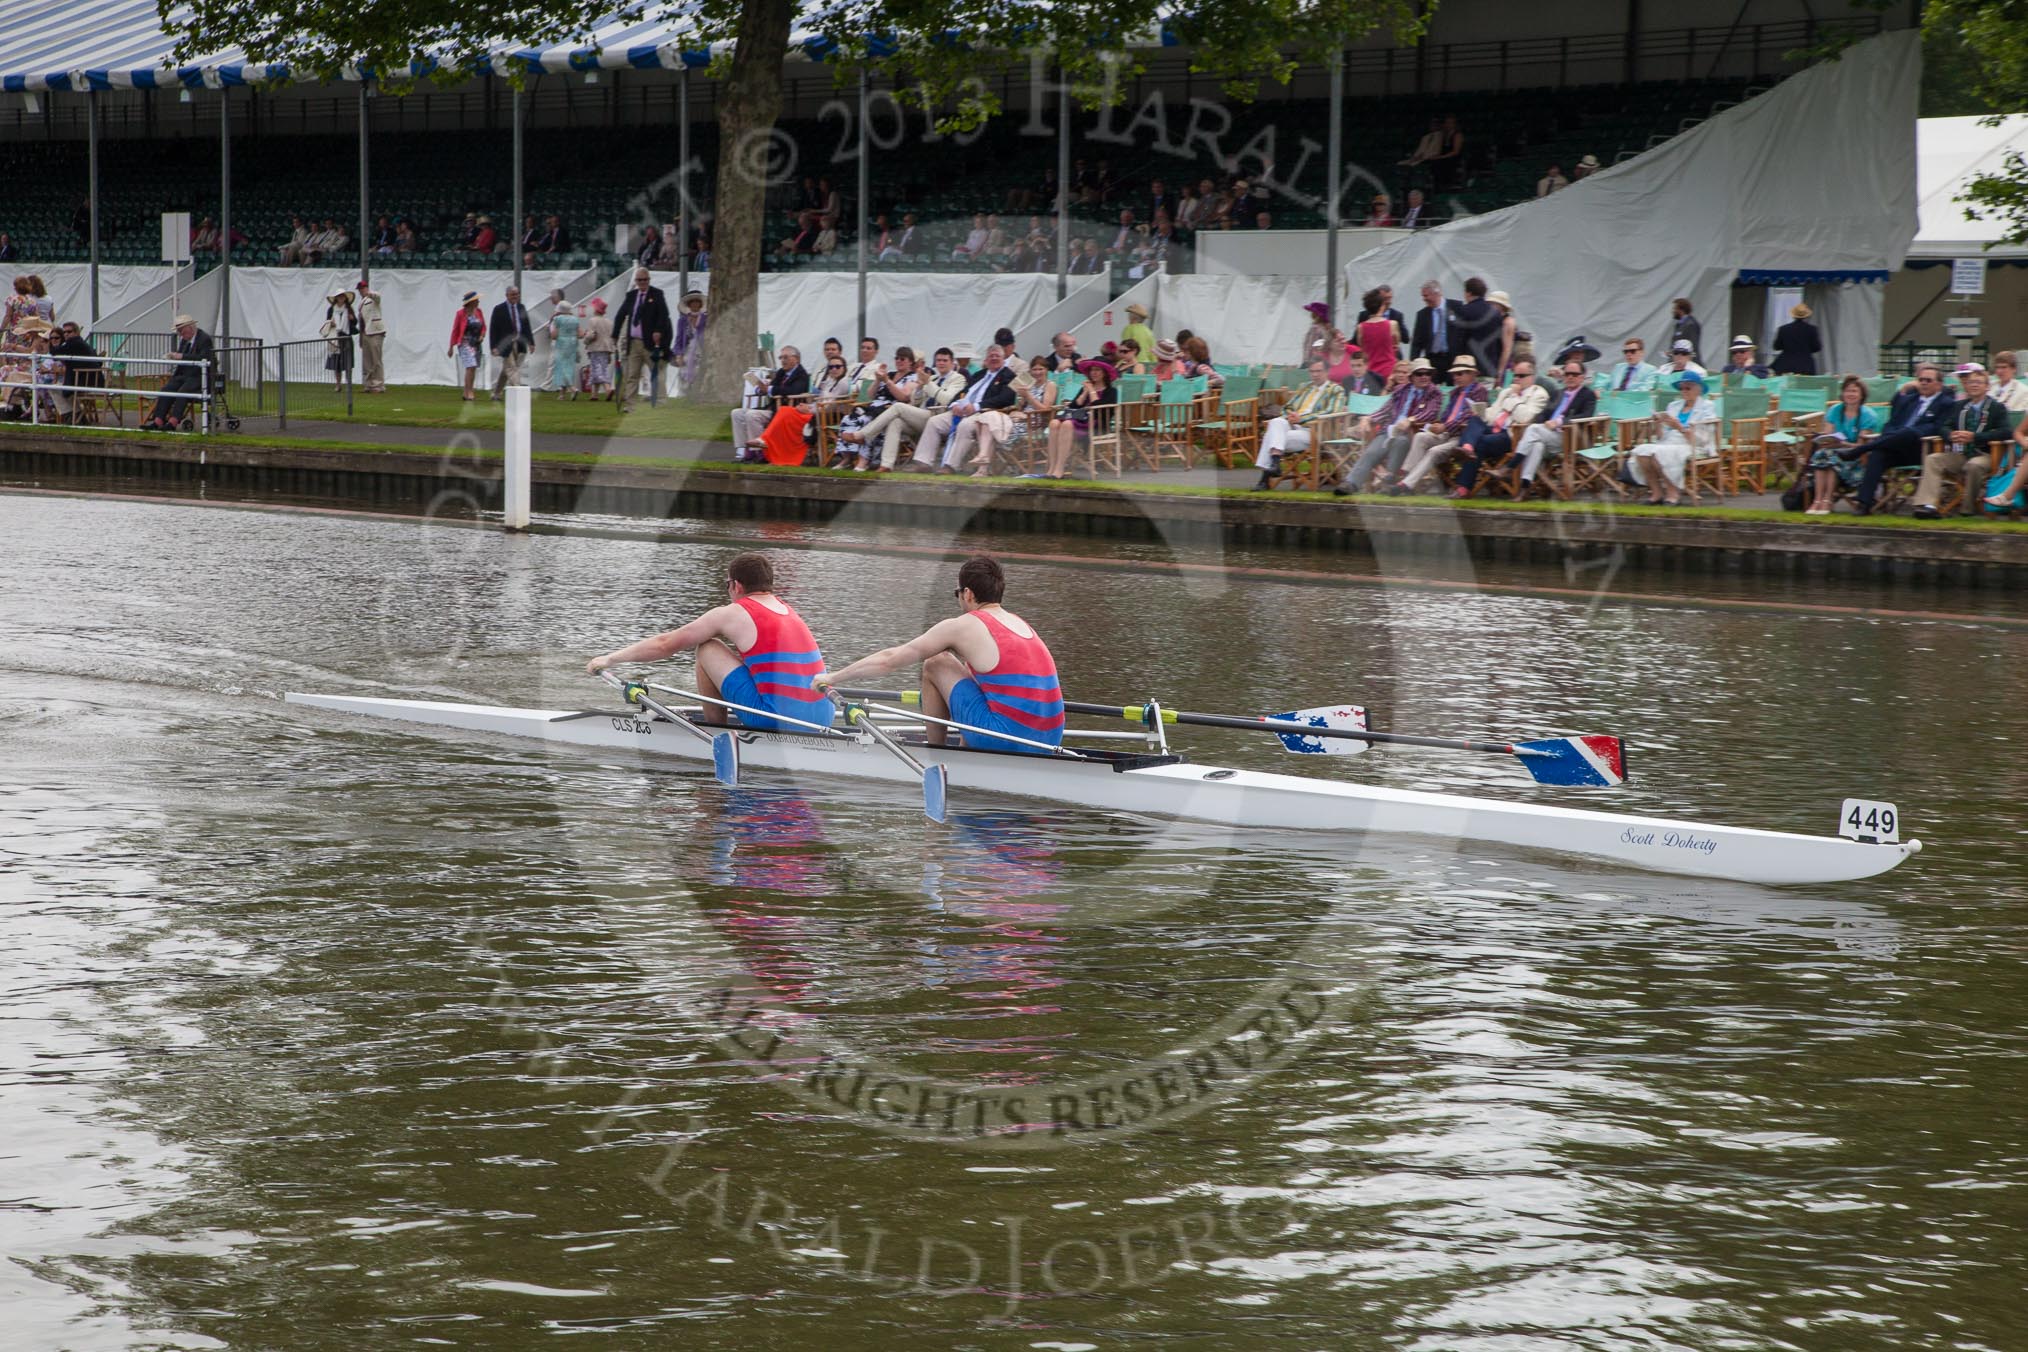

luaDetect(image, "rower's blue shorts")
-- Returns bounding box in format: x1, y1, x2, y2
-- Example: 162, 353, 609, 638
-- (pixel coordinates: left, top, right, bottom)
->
947, 676, 1063, 755
719, 663, 835, 734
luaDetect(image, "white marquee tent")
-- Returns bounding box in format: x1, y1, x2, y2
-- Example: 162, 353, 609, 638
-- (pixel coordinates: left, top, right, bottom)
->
1343, 30, 1921, 374
1913, 114, 2028, 260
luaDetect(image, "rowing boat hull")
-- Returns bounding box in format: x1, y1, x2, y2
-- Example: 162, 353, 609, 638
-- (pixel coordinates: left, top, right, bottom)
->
283, 693, 1920, 886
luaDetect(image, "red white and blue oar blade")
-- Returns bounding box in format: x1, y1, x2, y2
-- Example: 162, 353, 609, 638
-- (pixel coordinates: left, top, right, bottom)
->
710, 731, 740, 787
1516, 734, 1627, 787
1268, 706, 1371, 756
923, 764, 950, 823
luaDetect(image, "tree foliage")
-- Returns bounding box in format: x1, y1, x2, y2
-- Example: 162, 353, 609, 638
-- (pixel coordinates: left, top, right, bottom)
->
1919, 0, 2028, 247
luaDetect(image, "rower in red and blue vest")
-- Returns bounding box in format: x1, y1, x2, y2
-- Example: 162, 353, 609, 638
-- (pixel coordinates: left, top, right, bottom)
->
819, 554, 1065, 755
586, 552, 835, 733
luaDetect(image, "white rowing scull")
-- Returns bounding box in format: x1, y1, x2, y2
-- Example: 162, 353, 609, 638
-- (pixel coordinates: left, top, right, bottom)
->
282, 691, 1920, 886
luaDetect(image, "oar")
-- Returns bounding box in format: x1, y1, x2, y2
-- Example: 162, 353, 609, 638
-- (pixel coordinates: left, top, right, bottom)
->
828, 686, 1626, 788
825, 690, 948, 824
598, 670, 740, 787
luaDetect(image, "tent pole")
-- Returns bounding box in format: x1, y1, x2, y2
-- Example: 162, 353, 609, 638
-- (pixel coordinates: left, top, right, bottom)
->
511, 84, 524, 296
87, 88, 100, 323
678, 68, 690, 300
856, 68, 869, 340
358, 82, 370, 285
1326, 49, 1343, 326
219, 86, 231, 345
1054, 65, 1069, 301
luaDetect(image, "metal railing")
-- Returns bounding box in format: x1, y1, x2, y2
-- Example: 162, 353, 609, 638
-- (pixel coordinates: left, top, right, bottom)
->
1, 352, 219, 432
1878, 342, 1989, 378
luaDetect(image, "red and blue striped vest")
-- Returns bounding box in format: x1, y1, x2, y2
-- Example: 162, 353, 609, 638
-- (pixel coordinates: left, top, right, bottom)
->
972, 610, 1065, 736
737, 596, 828, 714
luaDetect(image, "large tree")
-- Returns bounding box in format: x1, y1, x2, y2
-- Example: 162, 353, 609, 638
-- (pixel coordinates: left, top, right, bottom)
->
166, 0, 1429, 402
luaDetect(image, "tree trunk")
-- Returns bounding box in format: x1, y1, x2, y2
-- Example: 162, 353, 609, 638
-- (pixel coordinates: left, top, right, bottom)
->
692, 0, 795, 406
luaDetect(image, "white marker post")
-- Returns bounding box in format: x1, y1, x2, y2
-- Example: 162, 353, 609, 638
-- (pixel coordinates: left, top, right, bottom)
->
503, 384, 531, 531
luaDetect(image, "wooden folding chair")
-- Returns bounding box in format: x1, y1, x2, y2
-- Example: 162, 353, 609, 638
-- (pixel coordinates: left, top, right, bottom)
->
1125, 381, 1197, 471
1720, 392, 1772, 494
1194, 376, 1262, 468
1553, 414, 1618, 498
1084, 401, 1124, 477
1684, 416, 1728, 502
1307, 393, 1387, 489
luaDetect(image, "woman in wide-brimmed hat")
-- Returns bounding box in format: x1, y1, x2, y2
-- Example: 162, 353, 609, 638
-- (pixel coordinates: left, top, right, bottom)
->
1486, 289, 1530, 376
447, 291, 486, 401
321, 288, 358, 390
1039, 358, 1119, 479
1300, 300, 1334, 368
1627, 370, 1719, 505
1120, 302, 1155, 370
672, 288, 708, 390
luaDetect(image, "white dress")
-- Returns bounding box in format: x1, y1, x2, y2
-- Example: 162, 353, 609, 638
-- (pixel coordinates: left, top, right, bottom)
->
1627, 397, 1720, 488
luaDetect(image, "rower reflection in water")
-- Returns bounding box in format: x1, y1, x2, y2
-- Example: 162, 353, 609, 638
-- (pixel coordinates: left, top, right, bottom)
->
585, 552, 835, 733
821, 555, 1066, 755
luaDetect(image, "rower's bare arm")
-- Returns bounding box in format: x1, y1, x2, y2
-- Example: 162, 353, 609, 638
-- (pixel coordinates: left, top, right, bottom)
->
821, 617, 973, 686
586, 606, 737, 673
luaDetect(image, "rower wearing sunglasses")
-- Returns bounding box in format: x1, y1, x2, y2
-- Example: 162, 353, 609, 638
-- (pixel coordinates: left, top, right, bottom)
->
819, 555, 1064, 755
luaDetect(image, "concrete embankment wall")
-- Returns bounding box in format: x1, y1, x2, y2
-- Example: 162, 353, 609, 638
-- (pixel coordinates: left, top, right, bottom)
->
5, 429, 2026, 589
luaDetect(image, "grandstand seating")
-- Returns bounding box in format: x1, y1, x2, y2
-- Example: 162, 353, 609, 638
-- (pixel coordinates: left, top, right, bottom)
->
0, 78, 1753, 281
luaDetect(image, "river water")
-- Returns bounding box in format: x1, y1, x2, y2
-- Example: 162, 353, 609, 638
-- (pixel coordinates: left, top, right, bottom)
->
4, 489, 2026, 1351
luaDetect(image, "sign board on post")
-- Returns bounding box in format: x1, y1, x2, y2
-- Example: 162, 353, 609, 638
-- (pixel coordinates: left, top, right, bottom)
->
1951, 257, 1987, 296
1946, 317, 1982, 339
160, 212, 191, 264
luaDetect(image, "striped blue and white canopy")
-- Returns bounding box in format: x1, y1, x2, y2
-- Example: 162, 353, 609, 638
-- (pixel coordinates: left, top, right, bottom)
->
0, 1, 1173, 92
0, 1, 759, 94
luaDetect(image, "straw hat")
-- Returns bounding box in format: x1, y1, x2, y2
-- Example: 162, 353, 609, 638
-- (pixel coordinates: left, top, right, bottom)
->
16, 316, 52, 335
1790, 302, 1812, 320
1557, 335, 1601, 362
461, 291, 479, 304
681, 289, 705, 306
1578, 154, 1600, 170
1408, 360, 1436, 375
327, 288, 353, 304
1670, 338, 1695, 354
1729, 333, 1755, 349
1075, 358, 1118, 380
952, 339, 978, 361
1124, 302, 1149, 321
171, 313, 195, 328
1153, 339, 1182, 361
1447, 353, 1478, 372
1487, 290, 1513, 309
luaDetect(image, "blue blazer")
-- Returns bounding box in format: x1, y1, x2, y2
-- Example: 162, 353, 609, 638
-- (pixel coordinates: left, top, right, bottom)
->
1883, 387, 1956, 439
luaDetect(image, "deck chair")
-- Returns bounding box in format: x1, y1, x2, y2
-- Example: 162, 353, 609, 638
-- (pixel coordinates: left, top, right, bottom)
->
1195, 376, 1263, 469
1313, 393, 1389, 489
1684, 409, 1729, 501
1719, 391, 1772, 494
1559, 413, 1623, 498
1761, 388, 1831, 483
1125, 381, 1198, 471
1084, 400, 1125, 477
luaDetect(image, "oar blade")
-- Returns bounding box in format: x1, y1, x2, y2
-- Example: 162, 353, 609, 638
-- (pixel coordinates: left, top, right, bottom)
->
1516, 735, 1626, 787
923, 764, 950, 823
1268, 705, 1371, 756
710, 731, 740, 788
